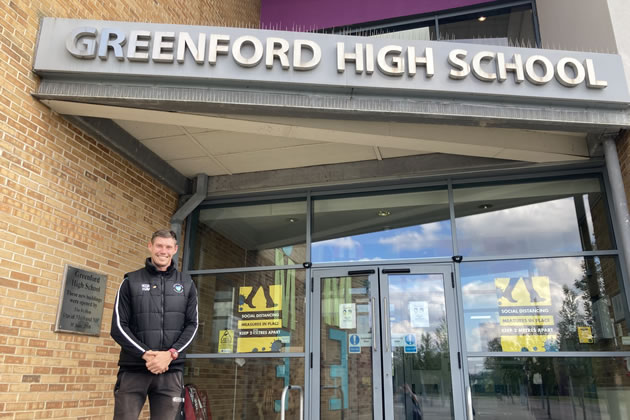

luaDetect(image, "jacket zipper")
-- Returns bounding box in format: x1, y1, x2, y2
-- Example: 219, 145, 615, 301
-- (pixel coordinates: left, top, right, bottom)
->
160, 274, 165, 349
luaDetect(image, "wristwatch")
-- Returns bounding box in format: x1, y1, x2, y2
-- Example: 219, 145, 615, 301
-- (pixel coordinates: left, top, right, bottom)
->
168, 348, 179, 360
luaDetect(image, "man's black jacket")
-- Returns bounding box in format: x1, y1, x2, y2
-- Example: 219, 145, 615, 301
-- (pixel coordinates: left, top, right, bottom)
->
110, 258, 198, 372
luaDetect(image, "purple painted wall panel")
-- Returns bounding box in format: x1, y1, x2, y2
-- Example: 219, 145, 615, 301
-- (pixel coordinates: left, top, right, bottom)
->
261, 0, 494, 30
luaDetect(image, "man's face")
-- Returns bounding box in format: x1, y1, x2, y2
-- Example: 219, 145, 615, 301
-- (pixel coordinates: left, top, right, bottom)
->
148, 236, 178, 271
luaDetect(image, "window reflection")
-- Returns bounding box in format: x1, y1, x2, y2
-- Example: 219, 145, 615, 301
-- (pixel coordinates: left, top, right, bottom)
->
313, 189, 452, 262
352, 4, 536, 47
454, 177, 612, 257
183, 358, 304, 419
366, 23, 436, 41
468, 357, 630, 420
461, 257, 630, 353
320, 276, 375, 420
191, 269, 306, 354
387, 274, 454, 420
191, 200, 306, 269
439, 5, 536, 46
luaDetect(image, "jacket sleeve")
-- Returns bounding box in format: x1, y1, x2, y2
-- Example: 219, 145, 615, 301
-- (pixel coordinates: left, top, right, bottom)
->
171, 276, 199, 353
110, 276, 149, 357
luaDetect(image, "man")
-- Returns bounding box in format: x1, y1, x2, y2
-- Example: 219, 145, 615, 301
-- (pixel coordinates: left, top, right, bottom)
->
111, 230, 198, 420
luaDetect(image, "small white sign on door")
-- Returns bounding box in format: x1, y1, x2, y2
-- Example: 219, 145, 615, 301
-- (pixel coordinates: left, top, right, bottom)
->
409, 301, 430, 328
339, 303, 356, 329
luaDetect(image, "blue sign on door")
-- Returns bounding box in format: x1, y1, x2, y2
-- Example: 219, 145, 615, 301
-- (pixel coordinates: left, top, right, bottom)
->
349, 334, 361, 353
404, 334, 417, 353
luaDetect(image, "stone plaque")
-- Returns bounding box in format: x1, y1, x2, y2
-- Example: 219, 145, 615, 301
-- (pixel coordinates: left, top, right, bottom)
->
55, 265, 107, 336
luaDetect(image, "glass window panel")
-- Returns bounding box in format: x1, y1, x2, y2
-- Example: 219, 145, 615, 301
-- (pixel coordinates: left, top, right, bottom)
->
387, 274, 454, 420
320, 275, 374, 420
191, 199, 306, 270
366, 22, 437, 41
191, 270, 306, 354
468, 357, 630, 420
454, 177, 613, 257
183, 357, 304, 419
312, 188, 452, 263
438, 5, 536, 46
461, 257, 630, 353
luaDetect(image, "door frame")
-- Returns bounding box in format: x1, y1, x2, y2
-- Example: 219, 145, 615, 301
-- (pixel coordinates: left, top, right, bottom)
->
310, 263, 468, 420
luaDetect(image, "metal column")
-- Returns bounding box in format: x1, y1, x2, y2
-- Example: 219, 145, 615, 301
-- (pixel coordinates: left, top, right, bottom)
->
170, 173, 208, 268
603, 134, 630, 280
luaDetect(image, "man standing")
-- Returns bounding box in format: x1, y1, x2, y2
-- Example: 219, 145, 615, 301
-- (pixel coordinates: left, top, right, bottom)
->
111, 230, 198, 419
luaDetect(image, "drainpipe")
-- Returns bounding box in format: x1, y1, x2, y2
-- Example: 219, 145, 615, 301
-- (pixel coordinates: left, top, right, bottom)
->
602, 133, 630, 282
170, 174, 208, 269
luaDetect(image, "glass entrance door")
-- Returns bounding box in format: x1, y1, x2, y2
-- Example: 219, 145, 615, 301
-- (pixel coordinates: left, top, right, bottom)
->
312, 265, 466, 420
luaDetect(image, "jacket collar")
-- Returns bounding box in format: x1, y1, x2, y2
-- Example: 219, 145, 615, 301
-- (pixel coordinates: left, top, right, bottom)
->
144, 257, 176, 276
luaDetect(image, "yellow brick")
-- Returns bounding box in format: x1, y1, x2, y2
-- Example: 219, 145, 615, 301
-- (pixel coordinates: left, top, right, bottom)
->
1, 0, 258, 418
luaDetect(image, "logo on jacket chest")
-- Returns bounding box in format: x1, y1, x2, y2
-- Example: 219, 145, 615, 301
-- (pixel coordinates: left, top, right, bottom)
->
173, 283, 184, 293
142, 284, 151, 292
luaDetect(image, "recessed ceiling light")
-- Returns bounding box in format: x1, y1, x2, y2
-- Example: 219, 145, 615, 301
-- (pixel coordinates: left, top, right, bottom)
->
478, 203, 493, 210
478, 16, 487, 22
287, 217, 298, 223
377, 210, 391, 217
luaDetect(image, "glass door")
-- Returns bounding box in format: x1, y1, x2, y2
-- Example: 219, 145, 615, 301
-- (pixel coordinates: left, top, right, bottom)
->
380, 266, 465, 420
313, 268, 383, 420
312, 265, 466, 420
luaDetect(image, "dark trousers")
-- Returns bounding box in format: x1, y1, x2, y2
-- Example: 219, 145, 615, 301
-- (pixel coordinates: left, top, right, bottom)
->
114, 370, 183, 420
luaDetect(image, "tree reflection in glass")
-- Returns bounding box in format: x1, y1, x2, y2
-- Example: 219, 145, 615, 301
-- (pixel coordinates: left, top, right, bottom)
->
461, 257, 629, 353
470, 357, 630, 420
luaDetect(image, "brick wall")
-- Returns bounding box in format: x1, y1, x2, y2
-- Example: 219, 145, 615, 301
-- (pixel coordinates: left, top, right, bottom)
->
0, 1, 260, 419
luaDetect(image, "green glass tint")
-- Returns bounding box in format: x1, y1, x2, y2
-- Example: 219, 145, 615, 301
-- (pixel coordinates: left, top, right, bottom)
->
191, 199, 307, 269
313, 188, 452, 262
183, 357, 304, 419
468, 357, 630, 420
191, 269, 306, 354
454, 177, 613, 257
461, 257, 630, 353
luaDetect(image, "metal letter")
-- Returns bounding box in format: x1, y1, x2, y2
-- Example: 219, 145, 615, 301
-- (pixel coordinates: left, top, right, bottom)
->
525, 55, 554, 85
337, 42, 364, 74
448, 49, 469, 79
208, 34, 230, 65
407, 47, 434, 78
497, 53, 524, 83
293, 40, 321, 71
265, 37, 290, 69
177, 32, 206, 63
472, 51, 497, 82
127, 30, 151, 62
377, 45, 404, 76
66, 27, 97, 59
232, 35, 263, 68
555, 57, 585, 87
97, 28, 126, 61
366, 44, 374, 74
585, 59, 608, 89
152, 32, 175, 63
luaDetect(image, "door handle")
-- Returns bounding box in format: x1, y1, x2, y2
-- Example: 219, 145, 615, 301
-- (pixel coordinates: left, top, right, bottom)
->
381, 268, 410, 274
348, 269, 375, 275
466, 386, 474, 419
372, 297, 377, 352
280, 385, 304, 420
383, 297, 390, 352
